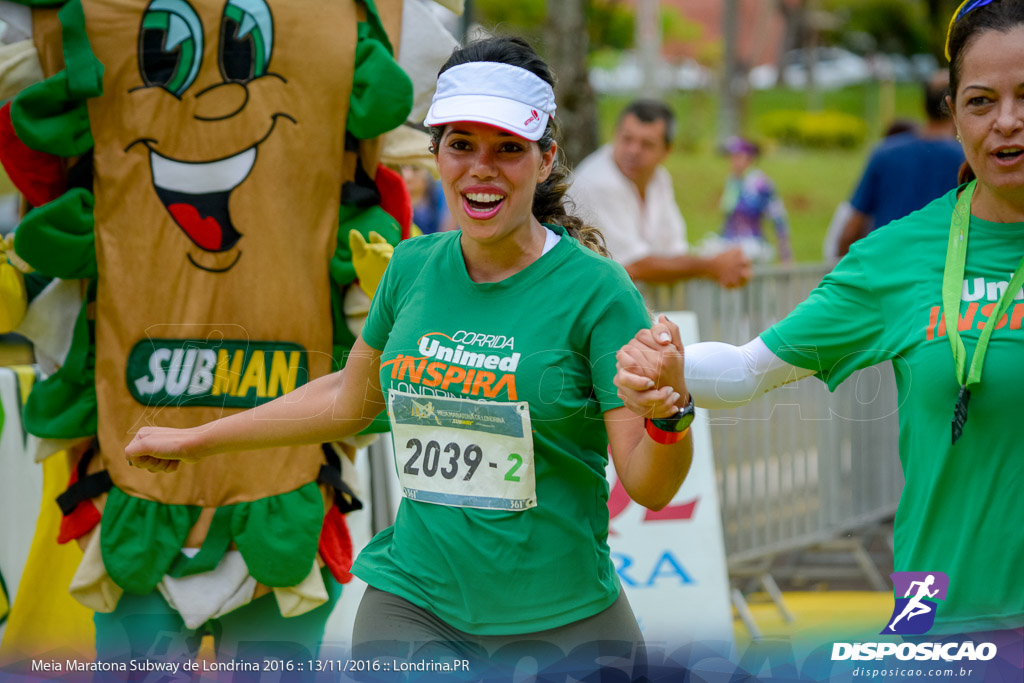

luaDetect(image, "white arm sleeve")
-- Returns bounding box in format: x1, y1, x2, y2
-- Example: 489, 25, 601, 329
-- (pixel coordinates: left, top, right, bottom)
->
685, 337, 816, 409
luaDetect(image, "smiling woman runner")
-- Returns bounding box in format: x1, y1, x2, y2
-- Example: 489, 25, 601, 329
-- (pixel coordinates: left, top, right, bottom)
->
127, 36, 694, 678
615, 0, 1024, 676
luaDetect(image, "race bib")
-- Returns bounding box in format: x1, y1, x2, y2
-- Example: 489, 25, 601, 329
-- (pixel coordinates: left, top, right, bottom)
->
388, 389, 536, 511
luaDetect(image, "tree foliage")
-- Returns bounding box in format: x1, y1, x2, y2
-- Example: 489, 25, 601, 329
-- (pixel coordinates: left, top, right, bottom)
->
588, 0, 634, 51
472, 0, 546, 45
661, 4, 704, 47
473, 0, 695, 57
473, 0, 634, 54
823, 0, 929, 54
473, 0, 546, 30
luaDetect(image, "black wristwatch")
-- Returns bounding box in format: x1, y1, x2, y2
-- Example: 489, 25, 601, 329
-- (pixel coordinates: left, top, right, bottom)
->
651, 394, 695, 433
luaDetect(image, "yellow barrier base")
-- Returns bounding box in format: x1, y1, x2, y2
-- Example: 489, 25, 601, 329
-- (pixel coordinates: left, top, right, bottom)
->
735, 590, 893, 647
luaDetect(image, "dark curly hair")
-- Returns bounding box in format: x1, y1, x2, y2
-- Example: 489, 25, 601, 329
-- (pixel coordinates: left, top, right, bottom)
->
427, 36, 609, 257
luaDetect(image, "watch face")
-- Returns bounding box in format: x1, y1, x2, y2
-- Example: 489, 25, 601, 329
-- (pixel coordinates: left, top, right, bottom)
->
653, 401, 695, 432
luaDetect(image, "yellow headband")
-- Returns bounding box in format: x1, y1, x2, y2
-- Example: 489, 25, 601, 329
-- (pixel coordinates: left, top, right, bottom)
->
945, 0, 997, 61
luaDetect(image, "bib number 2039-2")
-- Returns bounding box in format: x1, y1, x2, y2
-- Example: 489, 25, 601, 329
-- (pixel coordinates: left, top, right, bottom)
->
389, 390, 536, 511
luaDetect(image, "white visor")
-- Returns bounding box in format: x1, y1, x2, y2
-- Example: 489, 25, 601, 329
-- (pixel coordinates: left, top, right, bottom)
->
424, 61, 557, 141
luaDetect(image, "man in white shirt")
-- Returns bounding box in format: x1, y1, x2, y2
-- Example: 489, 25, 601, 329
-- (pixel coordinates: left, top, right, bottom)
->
569, 100, 751, 287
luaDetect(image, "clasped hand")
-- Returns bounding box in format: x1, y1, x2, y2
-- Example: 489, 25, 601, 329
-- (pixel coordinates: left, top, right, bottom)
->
614, 315, 688, 419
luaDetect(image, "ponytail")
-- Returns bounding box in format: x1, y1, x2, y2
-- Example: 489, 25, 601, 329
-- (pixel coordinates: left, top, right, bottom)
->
533, 165, 609, 258
957, 161, 976, 186
532, 120, 609, 257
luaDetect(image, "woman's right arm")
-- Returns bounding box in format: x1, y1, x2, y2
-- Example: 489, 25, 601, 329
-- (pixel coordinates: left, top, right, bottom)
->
616, 332, 814, 412
126, 336, 385, 471
685, 337, 814, 409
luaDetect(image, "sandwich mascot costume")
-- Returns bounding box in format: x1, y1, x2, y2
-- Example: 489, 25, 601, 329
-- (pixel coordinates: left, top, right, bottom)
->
0, 0, 460, 667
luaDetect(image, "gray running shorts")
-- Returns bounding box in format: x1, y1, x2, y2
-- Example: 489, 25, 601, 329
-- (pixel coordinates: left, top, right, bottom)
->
351, 586, 646, 680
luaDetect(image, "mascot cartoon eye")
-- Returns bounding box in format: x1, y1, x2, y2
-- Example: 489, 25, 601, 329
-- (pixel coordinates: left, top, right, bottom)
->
138, 0, 204, 97
220, 0, 274, 83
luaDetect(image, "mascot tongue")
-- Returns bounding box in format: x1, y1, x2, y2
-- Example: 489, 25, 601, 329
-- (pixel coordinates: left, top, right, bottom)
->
168, 203, 224, 251
155, 187, 242, 253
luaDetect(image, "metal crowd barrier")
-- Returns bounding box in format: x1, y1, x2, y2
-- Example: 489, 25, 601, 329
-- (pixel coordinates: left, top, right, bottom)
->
640, 264, 904, 613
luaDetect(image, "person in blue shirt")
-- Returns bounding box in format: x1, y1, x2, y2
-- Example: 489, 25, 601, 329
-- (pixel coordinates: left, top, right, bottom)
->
403, 164, 454, 235
837, 72, 964, 256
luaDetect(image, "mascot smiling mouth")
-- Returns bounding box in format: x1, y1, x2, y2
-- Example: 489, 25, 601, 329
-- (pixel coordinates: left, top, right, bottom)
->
150, 144, 253, 253
131, 113, 294, 273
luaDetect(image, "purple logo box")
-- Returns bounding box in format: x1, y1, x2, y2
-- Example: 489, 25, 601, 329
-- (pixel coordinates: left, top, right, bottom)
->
890, 571, 949, 600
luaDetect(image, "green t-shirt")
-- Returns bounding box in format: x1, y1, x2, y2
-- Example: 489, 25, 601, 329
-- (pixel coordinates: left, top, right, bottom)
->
352, 226, 651, 635
762, 189, 1024, 634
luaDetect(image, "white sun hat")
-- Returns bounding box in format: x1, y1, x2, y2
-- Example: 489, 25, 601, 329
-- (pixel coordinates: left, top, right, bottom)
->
424, 61, 557, 141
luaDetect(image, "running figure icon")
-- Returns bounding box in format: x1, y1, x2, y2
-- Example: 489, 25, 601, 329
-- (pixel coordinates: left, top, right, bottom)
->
888, 574, 939, 632
411, 399, 442, 426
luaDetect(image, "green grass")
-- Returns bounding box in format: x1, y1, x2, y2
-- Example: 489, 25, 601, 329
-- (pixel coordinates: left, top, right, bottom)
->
663, 145, 867, 263
593, 82, 929, 262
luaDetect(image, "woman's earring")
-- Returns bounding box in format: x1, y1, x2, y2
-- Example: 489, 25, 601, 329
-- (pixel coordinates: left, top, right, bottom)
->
956, 131, 962, 143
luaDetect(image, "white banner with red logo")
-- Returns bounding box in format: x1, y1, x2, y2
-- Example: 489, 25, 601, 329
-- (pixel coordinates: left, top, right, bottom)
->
605, 311, 733, 646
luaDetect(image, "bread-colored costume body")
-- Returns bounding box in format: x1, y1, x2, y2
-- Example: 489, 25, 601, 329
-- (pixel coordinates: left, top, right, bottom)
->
0, 0, 414, 630
85, 0, 354, 505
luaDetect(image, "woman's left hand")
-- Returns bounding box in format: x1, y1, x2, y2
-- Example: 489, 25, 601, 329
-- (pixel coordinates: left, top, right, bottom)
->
614, 315, 687, 419
125, 426, 209, 473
